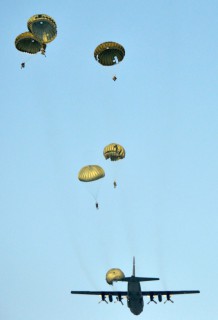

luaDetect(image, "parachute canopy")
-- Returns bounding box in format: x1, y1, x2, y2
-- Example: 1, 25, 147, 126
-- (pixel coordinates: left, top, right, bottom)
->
106, 268, 125, 285
27, 14, 57, 44
103, 143, 125, 161
94, 42, 125, 66
15, 32, 46, 54
78, 165, 105, 182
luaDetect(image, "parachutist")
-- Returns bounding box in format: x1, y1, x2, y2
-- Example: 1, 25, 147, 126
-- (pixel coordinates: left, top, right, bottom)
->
40, 48, 46, 56
21, 62, 25, 69
95, 202, 99, 209
113, 181, 117, 188
112, 76, 117, 81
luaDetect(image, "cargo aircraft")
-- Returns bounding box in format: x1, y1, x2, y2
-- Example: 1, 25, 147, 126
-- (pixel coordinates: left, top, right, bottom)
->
71, 257, 200, 315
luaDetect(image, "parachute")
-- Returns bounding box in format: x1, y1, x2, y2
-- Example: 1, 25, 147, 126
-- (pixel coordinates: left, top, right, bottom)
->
78, 165, 105, 182
27, 14, 57, 44
94, 42, 125, 66
103, 143, 125, 161
78, 165, 105, 207
106, 268, 125, 285
15, 32, 46, 54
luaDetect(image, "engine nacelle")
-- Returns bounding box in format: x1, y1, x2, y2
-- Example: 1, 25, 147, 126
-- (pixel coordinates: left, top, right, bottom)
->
164, 294, 174, 304
99, 294, 108, 304
147, 294, 157, 304
108, 294, 113, 302
116, 294, 124, 305
158, 294, 162, 302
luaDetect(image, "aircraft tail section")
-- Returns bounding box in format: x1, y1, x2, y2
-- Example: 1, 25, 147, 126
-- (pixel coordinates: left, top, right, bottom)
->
135, 277, 159, 281
118, 257, 159, 282
121, 276, 159, 282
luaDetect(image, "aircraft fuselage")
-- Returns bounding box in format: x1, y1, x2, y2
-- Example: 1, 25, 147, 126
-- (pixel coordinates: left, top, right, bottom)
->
127, 276, 144, 315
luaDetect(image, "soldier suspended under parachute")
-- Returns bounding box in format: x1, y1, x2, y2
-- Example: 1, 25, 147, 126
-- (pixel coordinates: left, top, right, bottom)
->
78, 165, 105, 209
103, 143, 125, 161
94, 41, 125, 80
15, 14, 57, 68
15, 32, 47, 68
103, 143, 125, 188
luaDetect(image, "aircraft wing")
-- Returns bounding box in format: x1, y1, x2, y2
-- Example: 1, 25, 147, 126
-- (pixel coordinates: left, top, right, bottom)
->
71, 291, 128, 296
142, 290, 200, 296
142, 290, 200, 302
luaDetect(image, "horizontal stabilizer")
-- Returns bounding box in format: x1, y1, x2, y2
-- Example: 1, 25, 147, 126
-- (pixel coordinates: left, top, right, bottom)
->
120, 277, 159, 282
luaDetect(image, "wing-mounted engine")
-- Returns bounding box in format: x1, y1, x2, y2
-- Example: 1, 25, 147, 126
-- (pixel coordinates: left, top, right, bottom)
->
147, 293, 174, 304
147, 294, 157, 304
98, 294, 108, 304
164, 294, 174, 303
115, 293, 124, 305
108, 294, 113, 302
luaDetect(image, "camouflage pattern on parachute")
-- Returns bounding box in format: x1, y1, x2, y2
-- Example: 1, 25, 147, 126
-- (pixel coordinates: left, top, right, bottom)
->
94, 42, 125, 66
15, 32, 46, 54
27, 14, 57, 44
103, 143, 125, 161
78, 165, 105, 182
106, 268, 125, 285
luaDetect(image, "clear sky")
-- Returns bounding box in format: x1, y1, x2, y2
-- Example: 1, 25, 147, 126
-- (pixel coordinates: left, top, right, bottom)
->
0, 1, 218, 319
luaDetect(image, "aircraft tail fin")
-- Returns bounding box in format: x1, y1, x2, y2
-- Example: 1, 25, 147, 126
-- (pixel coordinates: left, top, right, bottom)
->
119, 257, 159, 282
133, 256, 135, 276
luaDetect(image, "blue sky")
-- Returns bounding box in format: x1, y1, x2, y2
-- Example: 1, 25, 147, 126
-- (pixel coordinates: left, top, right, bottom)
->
1, 1, 218, 319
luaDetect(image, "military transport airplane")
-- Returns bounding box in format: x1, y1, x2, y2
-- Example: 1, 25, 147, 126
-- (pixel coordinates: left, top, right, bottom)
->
71, 257, 200, 315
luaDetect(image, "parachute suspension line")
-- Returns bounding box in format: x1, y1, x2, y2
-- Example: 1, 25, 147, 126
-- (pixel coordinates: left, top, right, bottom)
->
89, 184, 100, 211
20, 55, 32, 68
94, 181, 101, 199
20, 49, 45, 68
24, 55, 33, 63
112, 164, 117, 189
112, 57, 120, 81
89, 186, 99, 202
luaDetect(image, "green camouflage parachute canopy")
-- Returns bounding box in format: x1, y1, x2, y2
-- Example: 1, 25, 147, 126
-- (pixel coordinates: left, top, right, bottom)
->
106, 268, 125, 285
94, 42, 125, 66
15, 32, 46, 54
78, 165, 105, 182
27, 14, 57, 44
103, 143, 125, 161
